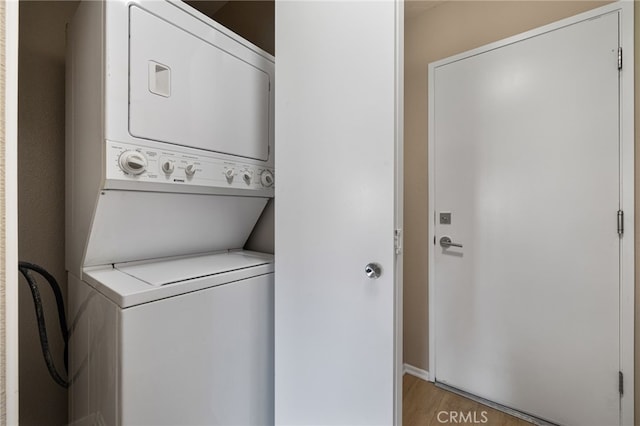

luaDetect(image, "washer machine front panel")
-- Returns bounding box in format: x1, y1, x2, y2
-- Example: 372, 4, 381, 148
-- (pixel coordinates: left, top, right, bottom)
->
120, 272, 274, 425
68, 270, 274, 426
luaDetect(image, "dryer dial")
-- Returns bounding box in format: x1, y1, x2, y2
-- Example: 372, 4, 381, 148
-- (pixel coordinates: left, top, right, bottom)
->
185, 164, 197, 177
225, 169, 235, 183
242, 170, 253, 185
161, 160, 175, 175
119, 150, 147, 175
260, 170, 274, 187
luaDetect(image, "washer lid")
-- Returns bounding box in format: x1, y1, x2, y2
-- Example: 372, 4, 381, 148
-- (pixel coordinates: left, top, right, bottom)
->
115, 251, 271, 287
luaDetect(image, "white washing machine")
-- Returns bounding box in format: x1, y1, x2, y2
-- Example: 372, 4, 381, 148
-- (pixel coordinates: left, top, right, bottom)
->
65, 1, 275, 424
68, 251, 274, 426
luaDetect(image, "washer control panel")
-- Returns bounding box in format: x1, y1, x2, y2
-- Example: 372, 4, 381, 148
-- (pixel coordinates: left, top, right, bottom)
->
106, 141, 274, 191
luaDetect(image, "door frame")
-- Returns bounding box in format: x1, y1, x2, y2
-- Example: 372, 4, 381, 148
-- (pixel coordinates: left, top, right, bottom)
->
393, 0, 405, 426
427, 2, 634, 424
394, 0, 404, 425
3, 0, 20, 423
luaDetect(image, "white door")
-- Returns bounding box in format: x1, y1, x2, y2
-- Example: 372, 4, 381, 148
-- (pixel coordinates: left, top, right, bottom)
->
431, 9, 626, 426
274, 1, 403, 425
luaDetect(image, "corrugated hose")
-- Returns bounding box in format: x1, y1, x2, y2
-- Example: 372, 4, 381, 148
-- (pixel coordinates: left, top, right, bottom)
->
18, 261, 69, 388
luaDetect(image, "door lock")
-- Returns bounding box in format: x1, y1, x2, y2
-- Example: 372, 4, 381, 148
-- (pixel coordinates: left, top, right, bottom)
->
439, 212, 452, 224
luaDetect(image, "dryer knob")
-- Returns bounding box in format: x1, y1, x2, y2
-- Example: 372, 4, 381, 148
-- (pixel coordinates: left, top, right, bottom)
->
260, 170, 274, 187
119, 150, 147, 175
225, 169, 235, 182
242, 171, 252, 184
185, 164, 197, 177
162, 160, 174, 175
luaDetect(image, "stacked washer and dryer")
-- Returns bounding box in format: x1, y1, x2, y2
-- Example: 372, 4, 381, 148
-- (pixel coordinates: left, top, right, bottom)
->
65, 1, 275, 424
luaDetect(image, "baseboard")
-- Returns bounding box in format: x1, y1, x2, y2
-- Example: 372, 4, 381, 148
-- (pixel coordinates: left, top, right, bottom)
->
403, 363, 431, 382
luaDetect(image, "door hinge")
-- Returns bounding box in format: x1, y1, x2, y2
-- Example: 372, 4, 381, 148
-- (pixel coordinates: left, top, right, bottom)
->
617, 210, 624, 236
618, 47, 623, 70
619, 371, 624, 395
394, 229, 403, 255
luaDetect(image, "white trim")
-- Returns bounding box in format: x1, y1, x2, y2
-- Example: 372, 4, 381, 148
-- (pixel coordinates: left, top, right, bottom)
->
427, 42, 437, 390
427, 2, 634, 425
403, 363, 430, 383
617, 2, 634, 425
4, 0, 19, 424
393, 1, 404, 425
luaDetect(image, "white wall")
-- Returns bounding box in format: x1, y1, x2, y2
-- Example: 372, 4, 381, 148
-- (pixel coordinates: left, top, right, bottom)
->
2, 0, 20, 423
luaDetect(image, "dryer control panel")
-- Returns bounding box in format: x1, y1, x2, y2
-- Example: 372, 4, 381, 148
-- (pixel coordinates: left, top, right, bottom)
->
105, 140, 274, 193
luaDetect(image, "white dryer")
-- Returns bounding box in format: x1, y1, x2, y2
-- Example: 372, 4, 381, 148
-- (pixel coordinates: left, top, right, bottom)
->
65, 1, 275, 424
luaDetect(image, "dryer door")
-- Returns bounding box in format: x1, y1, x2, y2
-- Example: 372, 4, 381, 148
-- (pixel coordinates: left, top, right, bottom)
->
128, 6, 272, 161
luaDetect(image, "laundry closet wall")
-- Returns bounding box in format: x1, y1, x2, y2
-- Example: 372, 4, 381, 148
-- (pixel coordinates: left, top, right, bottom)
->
17, 2, 273, 425
402, 0, 640, 419
18, 3, 78, 424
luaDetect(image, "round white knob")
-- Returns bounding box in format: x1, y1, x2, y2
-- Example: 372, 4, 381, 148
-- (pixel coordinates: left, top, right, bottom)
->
225, 169, 235, 182
261, 170, 274, 187
161, 160, 174, 175
242, 171, 252, 185
118, 150, 147, 175
185, 164, 197, 177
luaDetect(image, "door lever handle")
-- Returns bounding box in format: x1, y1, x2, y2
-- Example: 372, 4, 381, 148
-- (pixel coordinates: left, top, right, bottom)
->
440, 236, 463, 248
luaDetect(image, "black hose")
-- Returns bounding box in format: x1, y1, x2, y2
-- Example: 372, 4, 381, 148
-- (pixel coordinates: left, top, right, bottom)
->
18, 261, 69, 388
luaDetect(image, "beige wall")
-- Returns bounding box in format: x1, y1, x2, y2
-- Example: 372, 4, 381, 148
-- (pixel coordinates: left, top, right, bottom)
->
213, 0, 274, 55
18, 2, 78, 425
404, 0, 640, 420
186, 0, 274, 55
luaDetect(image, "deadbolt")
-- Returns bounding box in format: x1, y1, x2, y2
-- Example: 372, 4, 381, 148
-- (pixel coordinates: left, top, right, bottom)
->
439, 212, 452, 225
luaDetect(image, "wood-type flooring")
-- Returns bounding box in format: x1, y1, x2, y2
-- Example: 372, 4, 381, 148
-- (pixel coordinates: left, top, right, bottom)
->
403, 374, 535, 426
